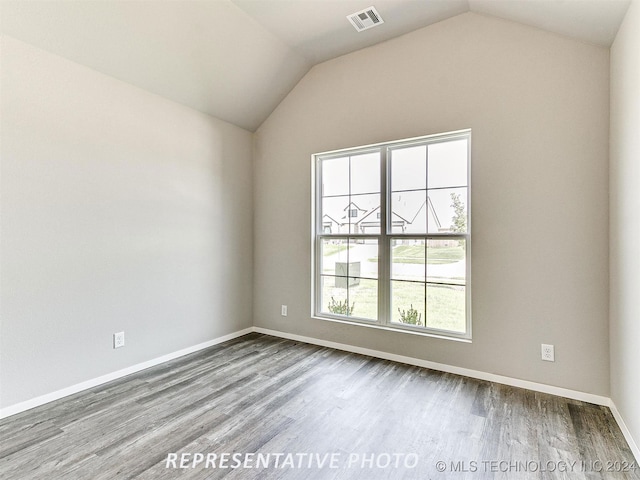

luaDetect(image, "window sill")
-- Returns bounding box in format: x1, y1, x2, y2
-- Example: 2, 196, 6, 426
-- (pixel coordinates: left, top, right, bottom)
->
311, 315, 472, 343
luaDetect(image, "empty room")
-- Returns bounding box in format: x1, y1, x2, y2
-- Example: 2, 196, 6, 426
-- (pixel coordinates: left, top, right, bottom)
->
1, 0, 639, 478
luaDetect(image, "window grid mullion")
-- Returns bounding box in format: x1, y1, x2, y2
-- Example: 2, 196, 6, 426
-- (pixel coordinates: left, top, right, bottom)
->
347, 155, 351, 311
424, 144, 429, 327
315, 159, 323, 314
379, 147, 389, 326
424, 240, 428, 328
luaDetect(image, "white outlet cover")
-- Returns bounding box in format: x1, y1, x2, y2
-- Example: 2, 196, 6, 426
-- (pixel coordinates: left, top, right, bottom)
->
114, 332, 125, 349
541, 344, 554, 362
281, 305, 288, 316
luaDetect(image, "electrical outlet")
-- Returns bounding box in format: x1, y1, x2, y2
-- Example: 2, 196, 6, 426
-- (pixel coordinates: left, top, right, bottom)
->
281, 305, 288, 316
114, 331, 125, 349
541, 344, 554, 362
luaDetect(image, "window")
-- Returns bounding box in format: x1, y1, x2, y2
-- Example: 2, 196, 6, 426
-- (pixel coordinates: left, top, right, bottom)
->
312, 130, 471, 339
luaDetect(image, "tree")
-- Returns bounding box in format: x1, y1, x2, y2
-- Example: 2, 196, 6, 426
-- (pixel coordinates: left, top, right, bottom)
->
450, 192, 466, 233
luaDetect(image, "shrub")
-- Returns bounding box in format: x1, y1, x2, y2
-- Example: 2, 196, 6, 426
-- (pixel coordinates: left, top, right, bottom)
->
328, 297, 355, 316
398, 305, 422, 325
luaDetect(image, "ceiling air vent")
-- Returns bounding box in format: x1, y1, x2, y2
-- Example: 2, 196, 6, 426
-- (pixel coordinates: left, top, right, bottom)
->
347, 6, 384, 33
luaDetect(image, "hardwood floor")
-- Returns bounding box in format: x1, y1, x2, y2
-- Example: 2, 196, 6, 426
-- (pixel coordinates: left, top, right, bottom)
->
1, 333, 638, 479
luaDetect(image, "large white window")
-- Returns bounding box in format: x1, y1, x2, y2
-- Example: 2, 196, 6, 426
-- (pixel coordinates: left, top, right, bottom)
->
312, 130, 471, 339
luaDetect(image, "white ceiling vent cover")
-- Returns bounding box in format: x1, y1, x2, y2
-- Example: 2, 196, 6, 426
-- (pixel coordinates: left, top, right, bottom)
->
347, 6, 384, 32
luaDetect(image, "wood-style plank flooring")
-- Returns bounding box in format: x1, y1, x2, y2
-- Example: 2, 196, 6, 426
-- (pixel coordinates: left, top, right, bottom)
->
1, 333, 638, 479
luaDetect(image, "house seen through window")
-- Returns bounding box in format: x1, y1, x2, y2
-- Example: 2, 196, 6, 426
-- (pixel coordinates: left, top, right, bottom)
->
313, 130, 470, 339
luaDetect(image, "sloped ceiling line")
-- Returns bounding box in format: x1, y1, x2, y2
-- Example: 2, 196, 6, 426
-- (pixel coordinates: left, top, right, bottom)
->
0, 0, 630, 131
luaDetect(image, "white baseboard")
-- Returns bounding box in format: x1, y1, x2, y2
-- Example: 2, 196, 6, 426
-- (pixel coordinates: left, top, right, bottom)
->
2, 324, 638, 465
253, 327, 610, 406
609, 401, 640, 463
0, 328, 253, 419
253, 327, 640, 460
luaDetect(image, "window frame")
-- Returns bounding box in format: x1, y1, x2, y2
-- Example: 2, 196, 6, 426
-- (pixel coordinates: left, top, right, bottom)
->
311, 130, 472, 341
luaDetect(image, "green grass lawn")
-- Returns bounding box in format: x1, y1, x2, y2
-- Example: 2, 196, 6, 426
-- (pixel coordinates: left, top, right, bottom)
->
322, 243, 348, 257
321, 277, 465, 332
321, 241, 466, 332
391, 244, 464, 265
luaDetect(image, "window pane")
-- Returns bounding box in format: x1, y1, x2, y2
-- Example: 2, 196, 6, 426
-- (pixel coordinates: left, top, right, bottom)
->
349, 239, 378, 279
426, 284, 465, 332
322, 157, 349, 197
426, 239, 465, 285
391, 145, 426, 191
321, 239, 348, 276
350, 152, 380, 195
391, 191, 427, 234
391, 280, 425, 327
427, 187, 467, 233
315, 132, 470, 337
348, 193, 380, 233
350, 278, 378, 321
320, 276, 348, 316
428, 139, 468, 188
391, 238, 425, 281
322, 195, 349, 234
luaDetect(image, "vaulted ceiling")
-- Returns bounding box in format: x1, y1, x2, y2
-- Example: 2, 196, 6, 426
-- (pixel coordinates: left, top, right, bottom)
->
0, 0, 630, 131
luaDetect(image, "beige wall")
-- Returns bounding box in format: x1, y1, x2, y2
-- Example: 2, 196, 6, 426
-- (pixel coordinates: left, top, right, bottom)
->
0, 37, 254, 408
610, 0, 640, 450
0, 9, 619, 412
254, 12, 611, 395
